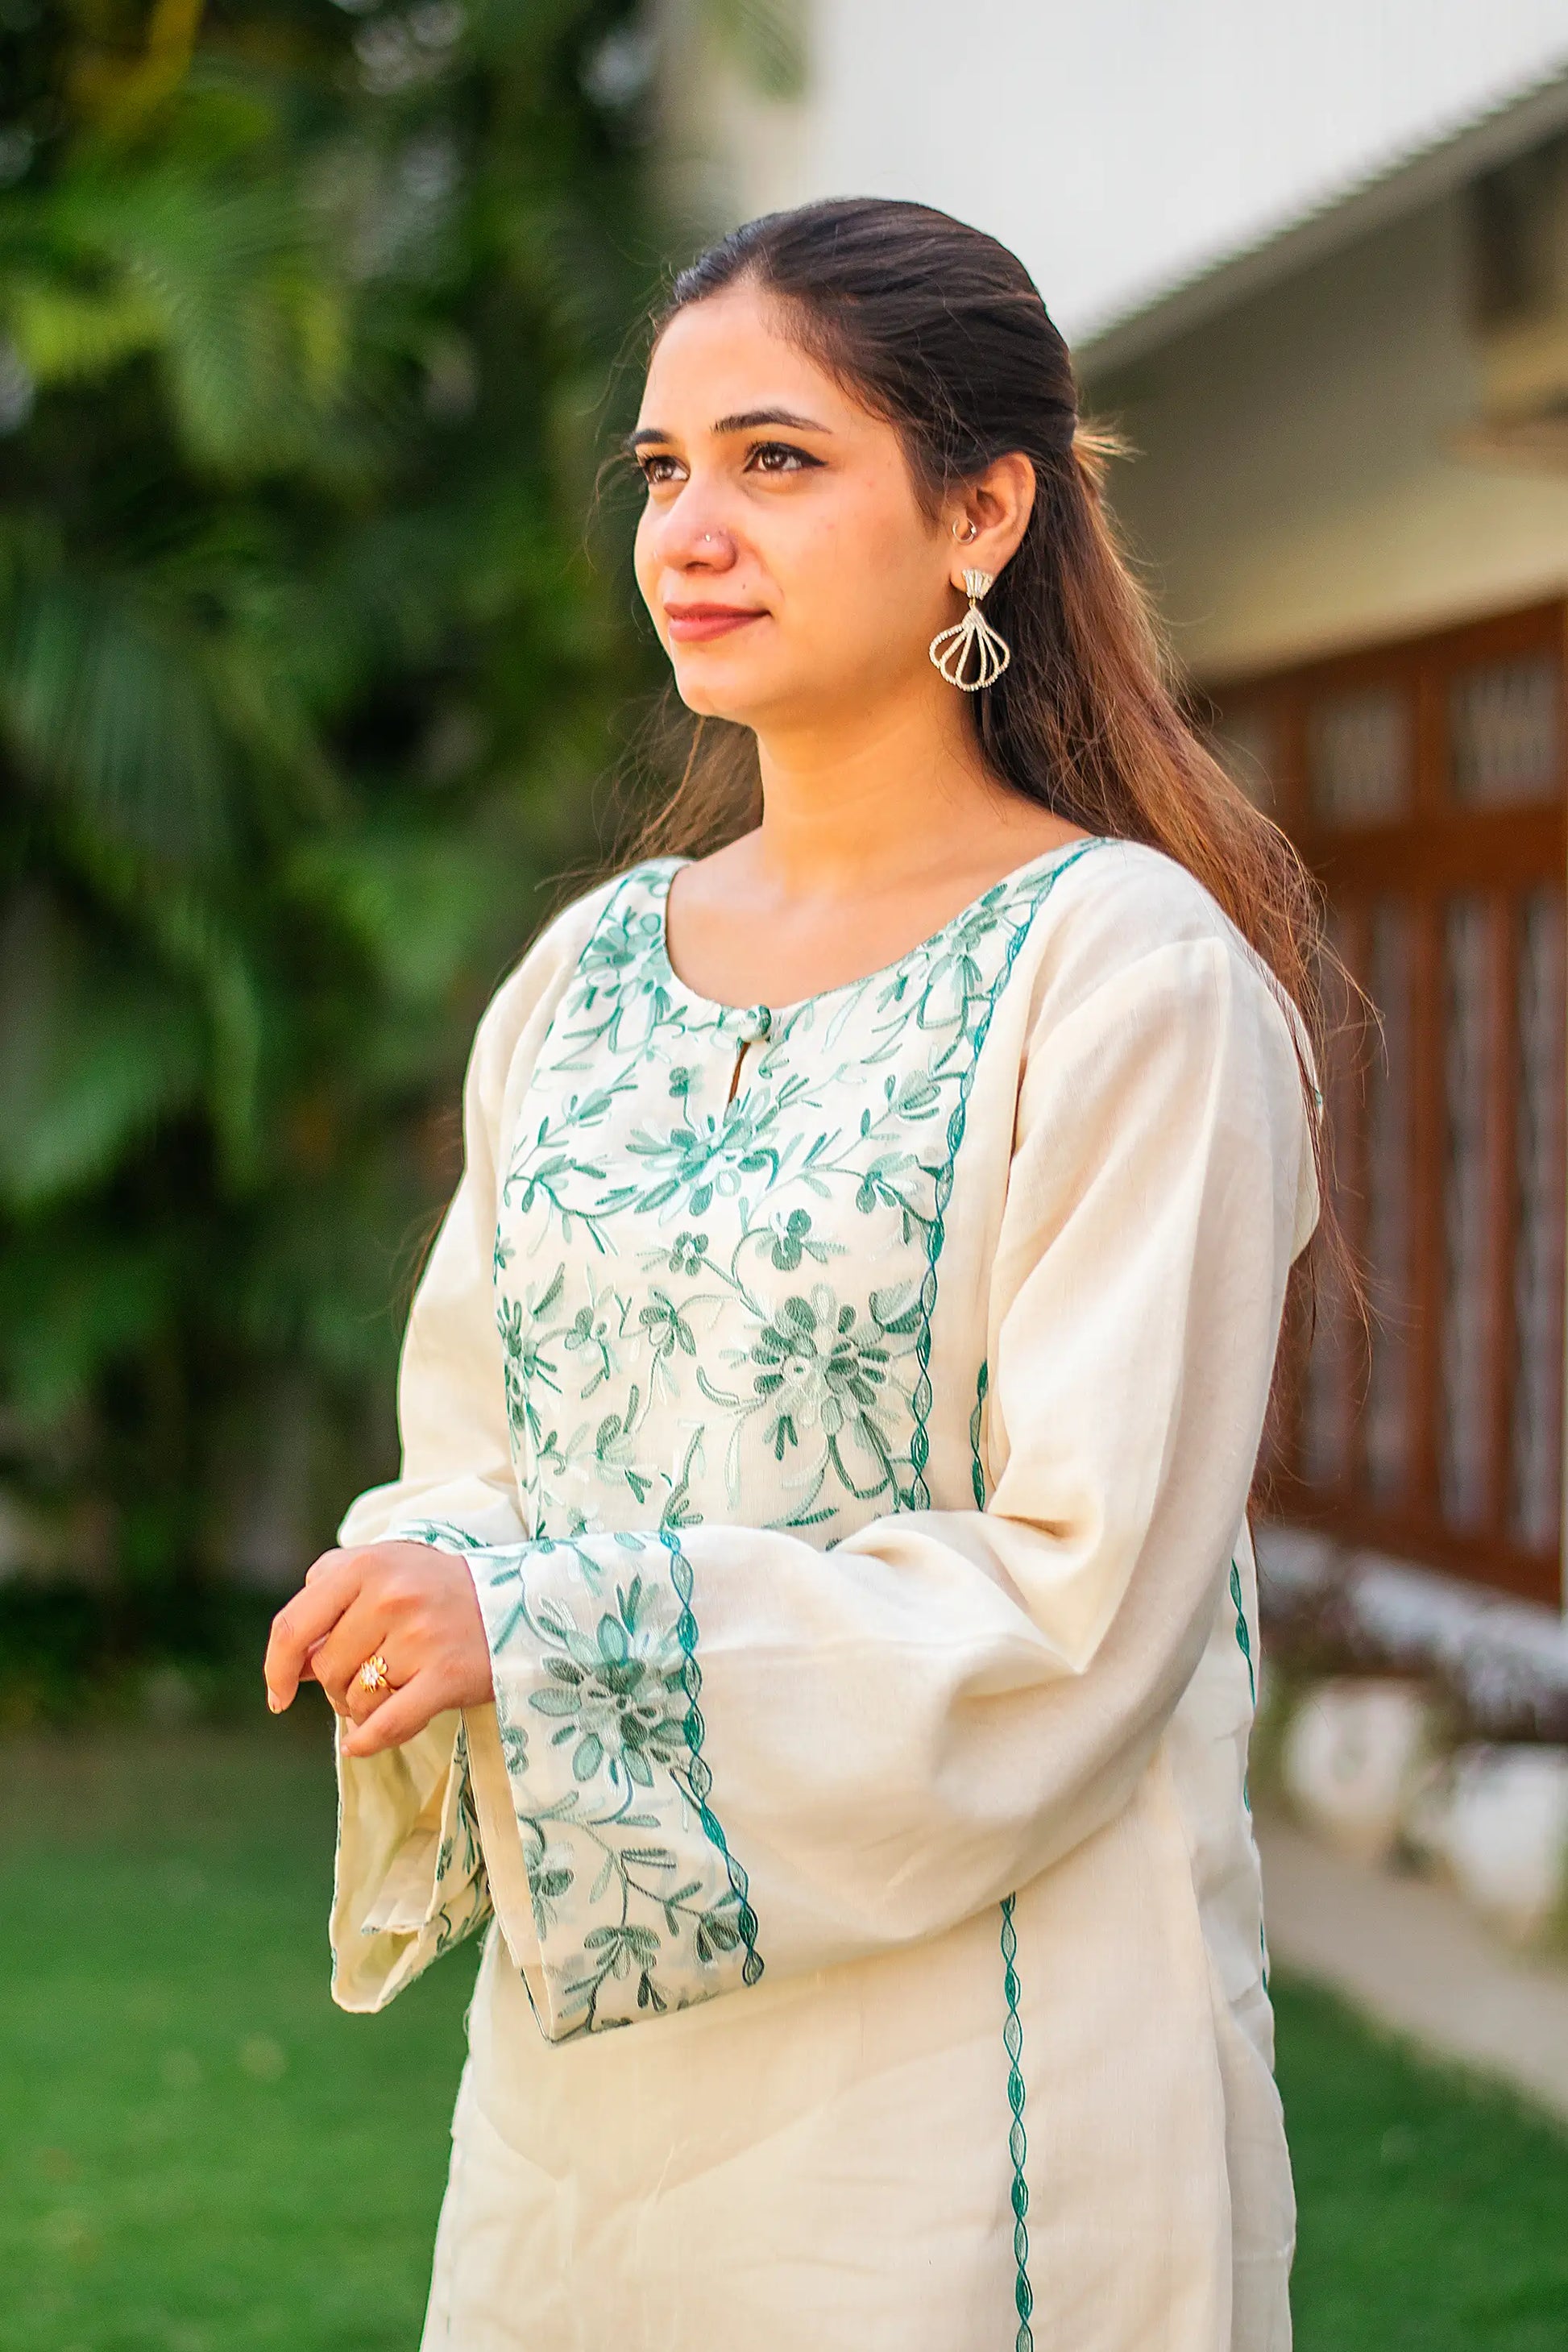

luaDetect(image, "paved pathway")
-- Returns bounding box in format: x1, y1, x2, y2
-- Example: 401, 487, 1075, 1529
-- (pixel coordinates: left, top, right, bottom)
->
1258, 1811, 1568, 2124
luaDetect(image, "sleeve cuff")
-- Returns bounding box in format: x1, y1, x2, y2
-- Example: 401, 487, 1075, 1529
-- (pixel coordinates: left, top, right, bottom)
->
464, 1529, 764, 2042
329, 1710, 496, 2011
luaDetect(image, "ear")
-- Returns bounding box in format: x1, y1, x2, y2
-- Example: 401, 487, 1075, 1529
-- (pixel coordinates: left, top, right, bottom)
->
947, 452, 1037, 583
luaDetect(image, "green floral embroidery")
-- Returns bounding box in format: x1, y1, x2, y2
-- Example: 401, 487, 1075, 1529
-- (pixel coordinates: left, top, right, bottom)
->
452, 1522, 760, 2036
494, 841, 1108, 1548
695, 1278, 923, 1520
450, 840, 1112, 2035
429, 1720, 494, 1956
529, 1573, 689, 1790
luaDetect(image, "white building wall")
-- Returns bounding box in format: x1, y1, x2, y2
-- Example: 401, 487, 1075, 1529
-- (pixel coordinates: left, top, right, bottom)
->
680, 0, 1568, 346
1089, 193, 1568, 681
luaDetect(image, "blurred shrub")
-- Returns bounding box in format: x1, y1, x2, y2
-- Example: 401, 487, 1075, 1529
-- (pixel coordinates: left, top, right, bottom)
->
0, 0, 664, 1661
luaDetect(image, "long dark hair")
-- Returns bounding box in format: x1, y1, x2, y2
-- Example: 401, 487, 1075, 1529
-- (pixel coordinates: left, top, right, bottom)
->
604, 196, 1362, 1495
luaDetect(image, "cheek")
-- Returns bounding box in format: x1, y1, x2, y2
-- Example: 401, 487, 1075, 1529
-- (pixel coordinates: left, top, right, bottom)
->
775, 489, 935, 653
632, 508, 660, 612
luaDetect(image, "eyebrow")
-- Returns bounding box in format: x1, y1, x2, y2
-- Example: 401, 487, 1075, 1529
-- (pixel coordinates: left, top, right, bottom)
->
624, 407, 832, 450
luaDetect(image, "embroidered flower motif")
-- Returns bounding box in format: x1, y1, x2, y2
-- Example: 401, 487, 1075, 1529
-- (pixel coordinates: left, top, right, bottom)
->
637, 1289, 699, 1389
528, 1576, 689, 1791
525, 1840, 576, 1937
740, 1283, 922, 1502
752, 1286, 890, 1433
765, 1206, 814, 1269
614, 1099, 763, 1220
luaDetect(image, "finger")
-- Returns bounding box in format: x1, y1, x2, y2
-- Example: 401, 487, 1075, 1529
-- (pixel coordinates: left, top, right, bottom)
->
309, 1595, 394, 1719
306, 1548, 356, 1587
265, 1556, 365, 1710
341, 1669, 449, 1760
343, 1646, 400, 1726
303, 1638, 351, 1716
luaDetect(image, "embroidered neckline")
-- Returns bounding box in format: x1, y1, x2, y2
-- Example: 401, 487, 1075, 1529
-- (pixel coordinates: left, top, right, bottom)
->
646, 835, 1108, 1021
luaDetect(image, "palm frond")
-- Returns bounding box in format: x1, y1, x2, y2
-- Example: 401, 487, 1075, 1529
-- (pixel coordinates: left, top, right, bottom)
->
0, 888, 205, 1209
1, 564, 239, 869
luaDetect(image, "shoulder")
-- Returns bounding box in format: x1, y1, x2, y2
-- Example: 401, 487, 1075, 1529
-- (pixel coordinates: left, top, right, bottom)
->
1031, 836, 1312, 1071
1022, 836, 1321, 1252
1037, 836, 1262, 975
463, 864, 636, 1109
463, 852, 690, 1124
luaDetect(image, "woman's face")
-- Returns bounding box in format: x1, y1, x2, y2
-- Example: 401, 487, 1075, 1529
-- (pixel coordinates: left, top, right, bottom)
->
631, 285, 971, 732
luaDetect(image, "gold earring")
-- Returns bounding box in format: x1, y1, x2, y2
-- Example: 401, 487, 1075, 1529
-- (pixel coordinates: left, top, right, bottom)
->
929, 568, 1011, 692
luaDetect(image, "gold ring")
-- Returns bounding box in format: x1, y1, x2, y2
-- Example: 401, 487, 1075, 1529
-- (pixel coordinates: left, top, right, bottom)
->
356, 1653, 391, 1696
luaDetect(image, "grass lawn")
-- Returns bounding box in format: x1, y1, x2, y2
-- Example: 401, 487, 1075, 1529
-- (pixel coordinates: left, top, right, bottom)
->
2, 1722, 1566, 2351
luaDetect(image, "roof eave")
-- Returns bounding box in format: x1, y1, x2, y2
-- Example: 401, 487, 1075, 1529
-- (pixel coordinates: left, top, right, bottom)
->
1076, 61, 1568, 381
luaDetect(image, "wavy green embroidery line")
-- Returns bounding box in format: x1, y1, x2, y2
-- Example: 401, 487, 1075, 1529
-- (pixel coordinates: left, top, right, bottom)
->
907, 837, 1107, 1512
970, 1358, 989, 1505
1230, 1552, 1271, 1984
658, 1525, 764, 1989
1229, 1556, 1255, 1706
1000, 1893, 1035, 2352
1230, 1553, 1257, 1815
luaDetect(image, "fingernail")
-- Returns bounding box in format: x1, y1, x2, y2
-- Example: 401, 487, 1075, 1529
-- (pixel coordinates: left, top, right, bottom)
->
266, 1692, 280, 1713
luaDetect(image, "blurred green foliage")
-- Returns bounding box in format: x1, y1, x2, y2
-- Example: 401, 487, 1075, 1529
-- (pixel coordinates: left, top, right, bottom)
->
0, 0, 666, 1665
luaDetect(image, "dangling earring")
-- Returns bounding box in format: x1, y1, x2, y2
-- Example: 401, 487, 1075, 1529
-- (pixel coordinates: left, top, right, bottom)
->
929, 567, 1012, 692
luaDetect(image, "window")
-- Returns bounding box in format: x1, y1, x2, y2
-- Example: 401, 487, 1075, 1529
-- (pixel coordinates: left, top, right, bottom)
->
1211, 601, 1566, 1603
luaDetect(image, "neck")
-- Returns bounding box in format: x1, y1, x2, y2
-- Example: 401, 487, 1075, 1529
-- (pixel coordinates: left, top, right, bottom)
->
745, 677, 1019, 894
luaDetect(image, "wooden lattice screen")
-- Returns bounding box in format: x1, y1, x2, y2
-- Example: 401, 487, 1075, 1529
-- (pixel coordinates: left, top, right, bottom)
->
1209, 599, 1567, 1604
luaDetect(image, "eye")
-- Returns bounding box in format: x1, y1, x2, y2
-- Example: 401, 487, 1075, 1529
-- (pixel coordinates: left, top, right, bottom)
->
637, 451, 684, 487
747, 440, 821, 475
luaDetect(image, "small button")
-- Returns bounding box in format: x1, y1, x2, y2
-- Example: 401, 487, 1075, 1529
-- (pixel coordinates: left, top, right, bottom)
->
735, 1004, 771, 1045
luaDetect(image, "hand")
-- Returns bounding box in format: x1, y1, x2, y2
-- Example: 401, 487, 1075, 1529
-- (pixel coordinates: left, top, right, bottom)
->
263, 1539, 495, 1759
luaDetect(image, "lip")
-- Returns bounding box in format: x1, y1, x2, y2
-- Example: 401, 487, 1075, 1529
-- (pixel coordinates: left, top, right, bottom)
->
664, 604, 767, 644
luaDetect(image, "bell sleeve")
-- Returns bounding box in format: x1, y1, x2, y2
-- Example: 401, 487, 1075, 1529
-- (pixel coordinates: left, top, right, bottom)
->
334, 900, 1320, 2039
326, 877, 616, 2013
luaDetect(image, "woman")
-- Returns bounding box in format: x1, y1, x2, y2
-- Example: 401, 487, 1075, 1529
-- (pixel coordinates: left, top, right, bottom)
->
265, 197, 1332, 2351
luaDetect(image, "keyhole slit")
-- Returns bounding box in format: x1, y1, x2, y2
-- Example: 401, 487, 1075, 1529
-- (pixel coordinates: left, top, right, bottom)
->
725, 1007, 770, 1105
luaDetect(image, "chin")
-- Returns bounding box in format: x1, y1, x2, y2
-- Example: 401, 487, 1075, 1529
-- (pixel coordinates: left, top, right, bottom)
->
670, 659, 790, 728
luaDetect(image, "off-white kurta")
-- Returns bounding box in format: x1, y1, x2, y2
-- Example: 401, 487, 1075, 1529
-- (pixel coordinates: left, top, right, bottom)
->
328, 833, 1320, 2352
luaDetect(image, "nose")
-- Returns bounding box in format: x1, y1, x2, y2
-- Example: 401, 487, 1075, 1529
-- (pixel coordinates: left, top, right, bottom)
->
657, 509, 739, 575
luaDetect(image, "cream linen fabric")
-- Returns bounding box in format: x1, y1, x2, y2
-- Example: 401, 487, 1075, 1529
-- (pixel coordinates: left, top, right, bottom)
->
327, 834, 1319, 2352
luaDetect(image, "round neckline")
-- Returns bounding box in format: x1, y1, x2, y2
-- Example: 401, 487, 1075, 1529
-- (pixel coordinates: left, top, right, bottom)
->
649, 834, 1106, 1020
